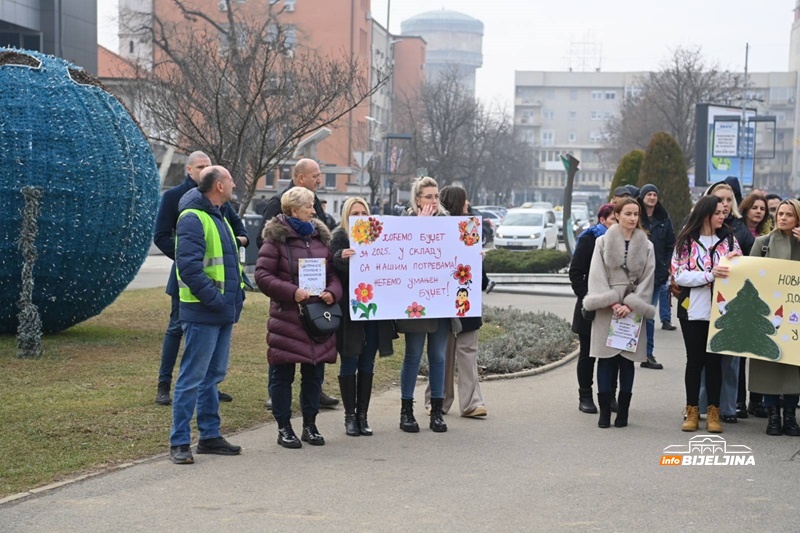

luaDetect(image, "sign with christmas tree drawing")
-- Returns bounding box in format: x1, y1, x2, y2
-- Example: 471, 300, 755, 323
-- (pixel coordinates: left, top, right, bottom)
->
706, 256, 800, 365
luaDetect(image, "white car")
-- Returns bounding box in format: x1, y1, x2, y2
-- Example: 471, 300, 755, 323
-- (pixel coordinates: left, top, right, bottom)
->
494, 208, 559, 251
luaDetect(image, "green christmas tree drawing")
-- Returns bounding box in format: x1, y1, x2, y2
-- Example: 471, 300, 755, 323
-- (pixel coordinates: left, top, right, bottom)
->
709, 279, 781, 360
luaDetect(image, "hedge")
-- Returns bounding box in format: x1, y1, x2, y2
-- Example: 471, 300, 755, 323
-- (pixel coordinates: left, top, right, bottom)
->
483, 248, 571, 273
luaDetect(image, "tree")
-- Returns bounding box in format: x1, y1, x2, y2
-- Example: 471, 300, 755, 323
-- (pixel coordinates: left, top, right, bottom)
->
709, 279, 780, 360
395, 69, 532, 202
123, 0, 387, 215
606, 46, 742, 170
637, 132, 692, 224
608, 150, 644, 201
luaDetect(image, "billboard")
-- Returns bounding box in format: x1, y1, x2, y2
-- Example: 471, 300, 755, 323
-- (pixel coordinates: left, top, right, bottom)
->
695, 103, 756, 188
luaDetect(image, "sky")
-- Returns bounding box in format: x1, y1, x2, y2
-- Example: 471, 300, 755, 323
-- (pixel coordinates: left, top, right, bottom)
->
98, 0, 795, 107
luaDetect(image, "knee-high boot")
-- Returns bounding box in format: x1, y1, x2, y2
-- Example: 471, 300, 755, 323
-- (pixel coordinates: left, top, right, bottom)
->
338, 375, 360, 437
356, 372, 374, 436
597, 392, 612, 429
614, 392, 632, 428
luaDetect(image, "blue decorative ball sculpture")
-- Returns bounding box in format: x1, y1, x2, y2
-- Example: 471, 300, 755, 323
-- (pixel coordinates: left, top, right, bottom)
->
0, 48, 160, 334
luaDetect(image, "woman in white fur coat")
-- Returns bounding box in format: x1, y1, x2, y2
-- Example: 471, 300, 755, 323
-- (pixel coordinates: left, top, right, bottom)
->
583, 198, 656, 429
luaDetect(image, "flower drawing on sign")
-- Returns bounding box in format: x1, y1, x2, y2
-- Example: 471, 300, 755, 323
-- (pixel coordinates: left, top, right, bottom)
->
453, 263, 473, 286
457, 217, 481, 246
406, 301, 426, 318
350, 216, 383, 245
352, 282, 378, 319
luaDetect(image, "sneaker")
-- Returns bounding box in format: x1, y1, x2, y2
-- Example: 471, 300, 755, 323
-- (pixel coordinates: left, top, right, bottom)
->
661, 321, 677, 331
486, 280, 496, 294
640, 356, 664, 369
463, 406, 488, 418
218, 391, 233, 403
196, 436, 241, 455
319, 392, 340, 409
170, 444, 194, 465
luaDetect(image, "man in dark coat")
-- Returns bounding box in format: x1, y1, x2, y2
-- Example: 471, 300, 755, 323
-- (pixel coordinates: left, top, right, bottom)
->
638, 184, 676, 370
152, 151, 248, 406
169, 166, 245, 464
255, 158, 340, 409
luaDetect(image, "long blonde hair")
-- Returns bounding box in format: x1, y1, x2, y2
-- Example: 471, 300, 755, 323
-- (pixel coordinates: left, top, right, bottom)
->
408, 176, 448, 215
339, 197, 370, 233
770, 199, 800, 237
706, 183, 741, 218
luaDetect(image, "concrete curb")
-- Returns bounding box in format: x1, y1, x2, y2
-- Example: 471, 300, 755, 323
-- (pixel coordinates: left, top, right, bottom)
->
490, 286, 574, 297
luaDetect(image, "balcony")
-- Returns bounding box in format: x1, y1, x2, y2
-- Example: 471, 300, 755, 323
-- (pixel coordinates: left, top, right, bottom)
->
515, 98, 543, 107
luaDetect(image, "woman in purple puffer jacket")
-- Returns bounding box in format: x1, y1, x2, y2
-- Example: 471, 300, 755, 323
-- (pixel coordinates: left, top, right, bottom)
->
256, 187, 343, 450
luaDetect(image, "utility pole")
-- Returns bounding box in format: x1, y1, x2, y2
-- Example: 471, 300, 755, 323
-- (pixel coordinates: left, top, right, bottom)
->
740, 43, 749, 188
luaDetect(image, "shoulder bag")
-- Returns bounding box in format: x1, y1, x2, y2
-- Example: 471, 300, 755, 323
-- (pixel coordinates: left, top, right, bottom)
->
285, 243, 342, 342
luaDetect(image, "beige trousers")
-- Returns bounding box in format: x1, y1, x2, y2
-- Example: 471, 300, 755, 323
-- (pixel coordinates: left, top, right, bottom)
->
424, 330, 485, 415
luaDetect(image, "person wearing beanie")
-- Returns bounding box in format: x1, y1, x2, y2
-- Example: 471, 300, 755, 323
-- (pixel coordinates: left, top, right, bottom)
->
637, 185, 676, 372
613, 186, 631, 201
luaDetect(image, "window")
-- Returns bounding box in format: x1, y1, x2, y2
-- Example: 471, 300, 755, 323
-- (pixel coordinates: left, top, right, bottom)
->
325, 173, 337, 189
570, 89, 578, 101
129, 40, 134, 54
624, 86, 642, 100
604, 111, 612, 119
605, 91, 616, 100
589, 131, 602, 143
591, 111, 602, 120
569, 110, 577, 121
568, 132, 576, 143
218, 0, 228, 11
541, 130, 555, 147
543, 109, 554, 120
285, 0, 296, 11
360, 29, 368, 54
592, 90, 603, 100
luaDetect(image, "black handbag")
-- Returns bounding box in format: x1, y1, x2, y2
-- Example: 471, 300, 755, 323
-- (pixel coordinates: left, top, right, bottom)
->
581, 306, 596, 321
285, 243, 341, 342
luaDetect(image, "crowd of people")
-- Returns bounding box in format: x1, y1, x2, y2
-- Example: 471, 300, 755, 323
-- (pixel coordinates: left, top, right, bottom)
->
156, 154, 492, 463
571, 177, 800, 436
155, 152, 799, 464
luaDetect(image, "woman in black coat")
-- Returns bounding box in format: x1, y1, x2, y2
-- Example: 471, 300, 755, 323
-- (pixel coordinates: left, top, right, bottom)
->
330, 197, 396, 437
568, 203, 616, 414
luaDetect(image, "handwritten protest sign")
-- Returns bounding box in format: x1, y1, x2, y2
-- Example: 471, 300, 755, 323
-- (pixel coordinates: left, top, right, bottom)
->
606, 313, 643, 353
348, 215, 483, 320
298, 258, 326, 296
707, 256, 800, 366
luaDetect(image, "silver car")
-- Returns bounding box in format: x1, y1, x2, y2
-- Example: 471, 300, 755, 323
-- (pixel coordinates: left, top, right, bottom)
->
494, 208, 559, 251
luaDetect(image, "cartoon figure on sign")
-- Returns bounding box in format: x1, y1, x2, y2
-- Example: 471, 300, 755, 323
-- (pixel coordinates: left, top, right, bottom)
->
456, 288, 470, 317
773, 305, 784, 330
457, 217, 481, 246
453, 263, 473, 287
351, 282, 378, 319
351, 216, 383, 245
626, 338, 638, 351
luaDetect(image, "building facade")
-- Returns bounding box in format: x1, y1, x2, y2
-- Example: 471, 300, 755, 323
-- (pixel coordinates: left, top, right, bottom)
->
0, 0, 97, 73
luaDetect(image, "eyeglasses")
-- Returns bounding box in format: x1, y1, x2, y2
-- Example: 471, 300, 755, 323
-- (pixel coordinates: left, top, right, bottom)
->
419, 194, 440, 200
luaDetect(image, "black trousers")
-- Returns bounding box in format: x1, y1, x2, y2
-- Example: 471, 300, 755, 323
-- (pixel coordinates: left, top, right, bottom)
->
577, 332, 596, 390
680, 319, 722, 407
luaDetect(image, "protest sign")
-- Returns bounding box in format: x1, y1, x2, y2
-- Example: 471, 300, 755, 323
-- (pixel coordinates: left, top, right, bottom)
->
348, 215, 483, 320
707, 255, 800, 366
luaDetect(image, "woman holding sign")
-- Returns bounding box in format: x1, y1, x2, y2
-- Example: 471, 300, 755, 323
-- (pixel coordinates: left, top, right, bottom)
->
255, 187, 343, 449
397, 176, 451, 433
331, 197, 396, 437
583, 198, 656, 429
672, 195, 740, 434
749, 199, 800, 436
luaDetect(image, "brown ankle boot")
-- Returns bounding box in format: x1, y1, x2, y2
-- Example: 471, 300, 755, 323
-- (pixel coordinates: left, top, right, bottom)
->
706, 405, 723, 433
682, 405, 699, 431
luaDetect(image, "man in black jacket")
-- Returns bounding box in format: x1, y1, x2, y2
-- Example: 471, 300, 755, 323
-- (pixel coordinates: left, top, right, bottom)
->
152, 151, 249, 405
256, 158, 340, 409
638, 184, 676, 370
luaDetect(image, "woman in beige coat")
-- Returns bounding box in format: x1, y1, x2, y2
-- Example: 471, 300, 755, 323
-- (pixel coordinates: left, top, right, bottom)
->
749, 199, 800, 436
583, 198, 656, 428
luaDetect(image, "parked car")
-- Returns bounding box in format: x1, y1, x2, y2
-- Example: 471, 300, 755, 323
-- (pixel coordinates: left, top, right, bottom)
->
520, 201, 553, 210
471, 208, 501, 246
494, 208, 558, 251
473, 205, 507, 218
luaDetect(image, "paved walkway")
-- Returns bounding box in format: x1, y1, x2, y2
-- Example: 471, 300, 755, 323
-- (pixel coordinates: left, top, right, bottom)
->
2, 258, 798, 531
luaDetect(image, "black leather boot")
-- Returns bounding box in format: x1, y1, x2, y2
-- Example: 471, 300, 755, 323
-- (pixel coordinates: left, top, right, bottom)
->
156, 381, 171, 406
610, 386, 619, 413
597, 392, 612, 429
338, 375, 360, 437
277, 421, 301, 449
615, 392, 632, 428
400, 398, 419, 433
429, 398, 448, 433
301, 414, 325, 445
783, 406, 800, 436
578, 387, 597, 414
356, 372, 374, 436
766, 406, 783, 436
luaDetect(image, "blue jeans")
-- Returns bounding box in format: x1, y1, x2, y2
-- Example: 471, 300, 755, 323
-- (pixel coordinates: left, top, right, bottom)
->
699, 355, 740, 416
158, 294, 183, 383
170, 322, 233, 446
339, 322, 379, 376
658, 282, 671, 323
270, 362, 325, 425
764, 394, 800, 408
401, 318, 449, 400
